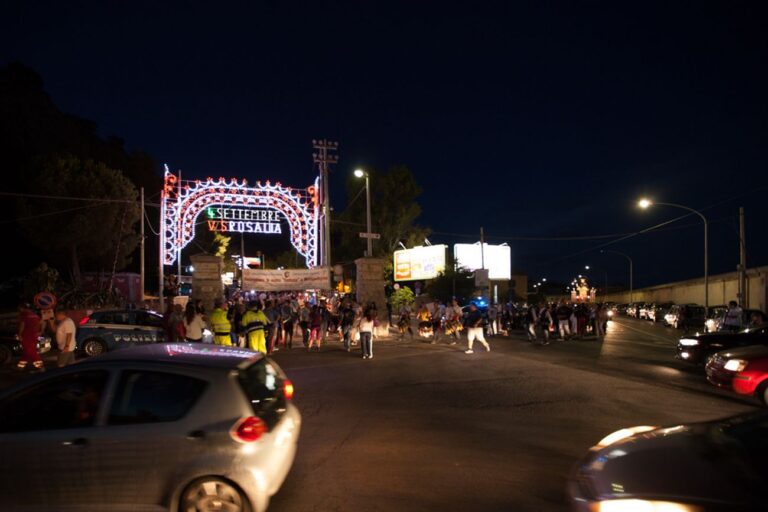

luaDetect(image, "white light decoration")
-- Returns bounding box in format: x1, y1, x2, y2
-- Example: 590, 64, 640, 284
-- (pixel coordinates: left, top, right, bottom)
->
161, 167, 321, 268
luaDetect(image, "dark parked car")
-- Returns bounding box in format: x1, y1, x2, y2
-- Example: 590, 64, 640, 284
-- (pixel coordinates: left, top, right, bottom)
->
0, 343, 300, 512
706, 308, 767, 333
0, 333, 52, 365
647, 302, 674, 323
664, 304, 706, 330
568, 410, 768, 511
677, 323, 768, 365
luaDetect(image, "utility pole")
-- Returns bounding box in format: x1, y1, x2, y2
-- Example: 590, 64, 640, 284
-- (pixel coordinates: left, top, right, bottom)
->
240, 232, 245, 287
738, 207, 747, 307
312, 139, 339, 267
140, 187, 145, 303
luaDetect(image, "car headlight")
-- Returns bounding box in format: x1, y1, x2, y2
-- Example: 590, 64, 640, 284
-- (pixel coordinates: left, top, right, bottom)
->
678, 338, 699, 346
589, 499, 702, 512
724, 359, 748, 372
595, 426, 657, 448
607, 310, 614, 317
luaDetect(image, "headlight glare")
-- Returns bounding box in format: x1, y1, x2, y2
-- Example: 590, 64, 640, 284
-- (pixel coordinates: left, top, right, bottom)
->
589, 499, 702, 512
595, 426, 657, 448
678, 338, 699, 346
724, 359, 748, 372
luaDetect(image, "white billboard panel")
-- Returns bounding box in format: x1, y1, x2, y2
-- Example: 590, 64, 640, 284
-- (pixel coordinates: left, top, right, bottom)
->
394, 245, 447, 281
454, 243, 511, 280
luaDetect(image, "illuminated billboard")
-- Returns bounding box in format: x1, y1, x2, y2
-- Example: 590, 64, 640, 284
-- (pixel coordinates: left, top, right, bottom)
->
454, 243, 511, 280
394, 245, 447, 281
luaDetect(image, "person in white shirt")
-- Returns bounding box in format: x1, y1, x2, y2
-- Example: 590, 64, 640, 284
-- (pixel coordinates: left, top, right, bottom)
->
183, 303, 207, 342
55, 309, 76, 367
722, 301, 744, 332
358, 308, 377, 359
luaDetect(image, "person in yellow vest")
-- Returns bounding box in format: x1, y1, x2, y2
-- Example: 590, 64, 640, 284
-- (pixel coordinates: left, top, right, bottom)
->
209, 298, 232, 346
242, 301, 268, 354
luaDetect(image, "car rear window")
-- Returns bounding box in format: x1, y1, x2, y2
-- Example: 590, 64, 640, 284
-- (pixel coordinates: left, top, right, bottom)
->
238, 359, 288, 430
108, 370, 206, 425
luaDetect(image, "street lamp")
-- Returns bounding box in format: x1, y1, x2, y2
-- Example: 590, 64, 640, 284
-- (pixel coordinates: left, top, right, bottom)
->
637, 197, 708, 314
584, 265, 590, 270
601, 249, 634, 304
354, 169, 373, 257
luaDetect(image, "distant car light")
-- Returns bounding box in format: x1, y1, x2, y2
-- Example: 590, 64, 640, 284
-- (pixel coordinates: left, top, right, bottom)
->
607, 310, 614, 317
678, 338, 699, 346
724, 359, 748, 372
595, 426, 657, 448
589, 499, 701, 512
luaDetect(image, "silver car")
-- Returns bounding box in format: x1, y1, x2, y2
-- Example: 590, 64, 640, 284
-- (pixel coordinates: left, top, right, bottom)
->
0, 343, 301, 512
568, 410, 767, 511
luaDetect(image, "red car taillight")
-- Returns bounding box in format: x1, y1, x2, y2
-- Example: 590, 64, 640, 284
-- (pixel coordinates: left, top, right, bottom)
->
231, 416, 267, 443
283, 379, 294, 401
79, 316, 90, 326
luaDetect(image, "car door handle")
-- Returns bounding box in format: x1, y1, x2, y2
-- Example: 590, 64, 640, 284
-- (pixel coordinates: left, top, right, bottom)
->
63, 437, 88, 447
186, 430, 206, 440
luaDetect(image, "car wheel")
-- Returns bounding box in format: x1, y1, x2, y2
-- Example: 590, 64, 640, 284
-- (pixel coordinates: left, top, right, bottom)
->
82, 338, 106, 357
758, 382, 768, 408
179, 477, 251, 512
0, 344, 12, 365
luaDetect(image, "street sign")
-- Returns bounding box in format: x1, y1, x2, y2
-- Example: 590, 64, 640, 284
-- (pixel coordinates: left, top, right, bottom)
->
474, 269, 490, 289
33, 292, 57, 310
359, 232, 381, 239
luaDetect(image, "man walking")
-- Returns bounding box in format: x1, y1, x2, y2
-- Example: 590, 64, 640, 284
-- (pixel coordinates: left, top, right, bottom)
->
555, 300, 572, 340
54, 308, 76, 367
464, 303, 490, 354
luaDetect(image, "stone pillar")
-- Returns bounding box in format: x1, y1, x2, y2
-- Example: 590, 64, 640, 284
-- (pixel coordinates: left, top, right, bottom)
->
355, 257, 390, 337
190, 254, 223, 312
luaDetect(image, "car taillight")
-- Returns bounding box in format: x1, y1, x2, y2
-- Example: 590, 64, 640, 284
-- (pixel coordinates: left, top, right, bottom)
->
231, 416, 267, 443
79, 316, 90, 326
283, 379, 294, 401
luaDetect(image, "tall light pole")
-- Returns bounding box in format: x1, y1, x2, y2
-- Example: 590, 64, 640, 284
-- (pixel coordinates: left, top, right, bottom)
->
601, 249, 633, 303
638, 198, 708, 314
354, 169, 373, 257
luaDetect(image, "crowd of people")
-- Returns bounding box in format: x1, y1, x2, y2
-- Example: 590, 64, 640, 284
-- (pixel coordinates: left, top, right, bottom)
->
523, 300, 610, 345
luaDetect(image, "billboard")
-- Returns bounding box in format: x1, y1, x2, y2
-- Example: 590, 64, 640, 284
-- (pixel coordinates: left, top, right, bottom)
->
454, 243, 511, 280
394, 245, 447, 281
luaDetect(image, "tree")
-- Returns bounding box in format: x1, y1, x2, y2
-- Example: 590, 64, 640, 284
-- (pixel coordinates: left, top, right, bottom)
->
389, 286, 415, 310
334, 165, 430, 263
17, 155, 141, 285
426, 266, 476, 303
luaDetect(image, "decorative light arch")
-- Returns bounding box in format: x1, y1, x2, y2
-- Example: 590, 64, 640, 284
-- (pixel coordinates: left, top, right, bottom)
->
161, 167, 321, 268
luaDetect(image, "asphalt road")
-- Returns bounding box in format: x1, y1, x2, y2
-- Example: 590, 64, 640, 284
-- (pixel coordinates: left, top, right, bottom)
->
266, 317, 759, 512
0, 317, 760, 511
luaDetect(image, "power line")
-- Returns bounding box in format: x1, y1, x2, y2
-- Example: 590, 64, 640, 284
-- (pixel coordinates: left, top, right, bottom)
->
0, 202, 107, 224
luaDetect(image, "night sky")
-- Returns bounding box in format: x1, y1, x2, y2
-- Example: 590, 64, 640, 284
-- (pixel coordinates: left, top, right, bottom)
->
3, 1, 767, 290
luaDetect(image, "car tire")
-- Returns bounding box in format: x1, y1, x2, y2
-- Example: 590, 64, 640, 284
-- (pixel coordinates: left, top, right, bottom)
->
82, 338, 107, 357
179, 477, 251, 512
758, 382, 768, 408
0, 344, 12, 365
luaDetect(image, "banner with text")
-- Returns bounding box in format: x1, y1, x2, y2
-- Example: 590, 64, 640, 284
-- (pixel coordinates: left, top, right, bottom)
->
242, 268, 331, 291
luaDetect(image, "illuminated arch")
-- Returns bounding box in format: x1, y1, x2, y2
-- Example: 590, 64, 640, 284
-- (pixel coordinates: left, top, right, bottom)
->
161, 168, 321, 268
